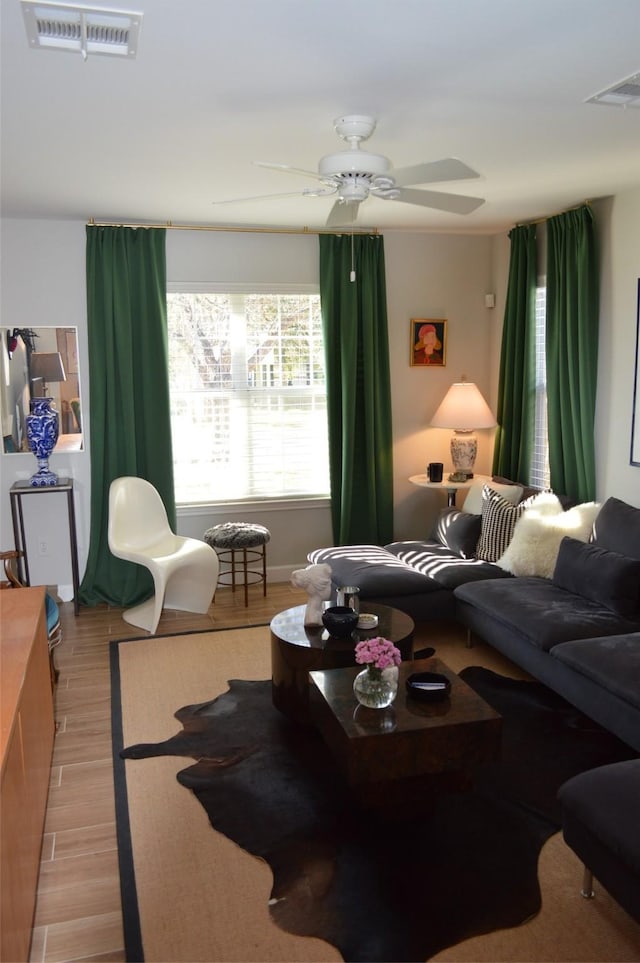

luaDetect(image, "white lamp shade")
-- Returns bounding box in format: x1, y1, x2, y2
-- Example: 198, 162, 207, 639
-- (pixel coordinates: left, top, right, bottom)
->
430, 382, 496, 431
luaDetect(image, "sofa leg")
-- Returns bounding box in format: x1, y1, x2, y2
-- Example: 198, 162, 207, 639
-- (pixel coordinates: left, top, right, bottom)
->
465, 629, 473, 649
581, 866, 595, 899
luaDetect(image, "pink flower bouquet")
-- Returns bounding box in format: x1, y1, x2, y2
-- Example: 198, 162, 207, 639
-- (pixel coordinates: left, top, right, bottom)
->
354, 636, 402, 671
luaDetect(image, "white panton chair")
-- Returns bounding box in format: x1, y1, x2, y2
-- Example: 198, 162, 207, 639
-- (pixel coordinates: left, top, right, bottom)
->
108, 476, 219, 633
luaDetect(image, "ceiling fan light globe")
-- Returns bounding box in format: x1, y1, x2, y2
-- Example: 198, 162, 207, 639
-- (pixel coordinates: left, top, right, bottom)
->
337, 179, 369, 202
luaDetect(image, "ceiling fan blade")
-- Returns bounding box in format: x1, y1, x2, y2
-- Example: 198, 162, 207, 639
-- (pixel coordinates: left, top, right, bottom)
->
392, 158, 480, 188
253, 161, 328, 182
326, 200, 360, 227
213, 187, 336, 206
394, 187, 485, 215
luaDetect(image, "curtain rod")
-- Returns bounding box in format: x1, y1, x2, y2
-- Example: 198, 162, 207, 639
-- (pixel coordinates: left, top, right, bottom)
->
86, 218, 379, 236
516, 200, 592, 227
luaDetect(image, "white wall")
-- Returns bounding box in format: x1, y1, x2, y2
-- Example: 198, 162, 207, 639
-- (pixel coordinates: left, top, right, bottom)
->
593, 189, 640, 508
2, 196, 638, 595
384, 232, 497, 539
0, 219, 90, 596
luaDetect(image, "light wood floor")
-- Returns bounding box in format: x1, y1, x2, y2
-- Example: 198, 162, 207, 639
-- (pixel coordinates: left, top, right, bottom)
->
30, 584, 483, 963
25, 586, 530, 963
28, 586, 640, 963
29, 582, 316, 963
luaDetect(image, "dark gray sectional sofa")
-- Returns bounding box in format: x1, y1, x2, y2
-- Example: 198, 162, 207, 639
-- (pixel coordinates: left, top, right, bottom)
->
310, 491, 640, 924
454, 496, 640, 750
309, 494, 640, 751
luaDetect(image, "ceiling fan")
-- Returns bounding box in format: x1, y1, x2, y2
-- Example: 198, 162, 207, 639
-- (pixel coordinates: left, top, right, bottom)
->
213, 115, 485, 226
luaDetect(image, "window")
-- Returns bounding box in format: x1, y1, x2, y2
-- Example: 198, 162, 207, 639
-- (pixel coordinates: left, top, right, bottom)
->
530, 281, 550, 489
167, 287, 329, 504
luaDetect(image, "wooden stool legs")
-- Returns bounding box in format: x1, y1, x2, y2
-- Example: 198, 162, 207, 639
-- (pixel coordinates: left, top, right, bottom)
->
215, 544, 267, 606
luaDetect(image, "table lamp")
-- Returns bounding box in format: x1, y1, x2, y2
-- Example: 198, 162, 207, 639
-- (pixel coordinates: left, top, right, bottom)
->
29, 351, 66, 396
430, 380, 496, 481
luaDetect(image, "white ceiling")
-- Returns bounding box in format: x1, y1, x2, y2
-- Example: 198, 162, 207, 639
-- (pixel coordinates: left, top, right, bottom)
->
1, 0, 639, 234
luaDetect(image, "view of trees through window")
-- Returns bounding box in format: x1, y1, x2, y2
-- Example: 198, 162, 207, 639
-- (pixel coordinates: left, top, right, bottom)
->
167, 291, 330, 503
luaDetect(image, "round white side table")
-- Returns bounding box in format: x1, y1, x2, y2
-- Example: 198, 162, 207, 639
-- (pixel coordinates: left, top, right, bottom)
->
409, 473, 491, 507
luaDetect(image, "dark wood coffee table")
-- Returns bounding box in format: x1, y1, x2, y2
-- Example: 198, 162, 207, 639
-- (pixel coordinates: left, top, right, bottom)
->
309, 656, 502, 805
270, 602, 414, 724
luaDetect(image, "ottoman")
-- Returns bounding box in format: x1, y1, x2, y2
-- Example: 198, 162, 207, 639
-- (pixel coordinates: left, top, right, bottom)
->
204, 522, 270, 606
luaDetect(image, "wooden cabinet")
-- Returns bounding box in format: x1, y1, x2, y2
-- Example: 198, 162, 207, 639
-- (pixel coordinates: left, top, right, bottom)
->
1, 587, 55, 963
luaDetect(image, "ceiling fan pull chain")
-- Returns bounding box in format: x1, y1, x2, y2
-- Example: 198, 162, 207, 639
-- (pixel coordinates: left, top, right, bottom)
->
350, 232, 356, 282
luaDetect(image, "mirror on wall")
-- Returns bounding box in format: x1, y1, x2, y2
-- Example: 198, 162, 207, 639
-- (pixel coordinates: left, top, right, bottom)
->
2, 327, 83, 454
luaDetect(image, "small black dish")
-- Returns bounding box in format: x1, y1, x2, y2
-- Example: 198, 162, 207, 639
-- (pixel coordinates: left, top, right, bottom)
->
405, 671, 451, 702
322, 605, 359, 638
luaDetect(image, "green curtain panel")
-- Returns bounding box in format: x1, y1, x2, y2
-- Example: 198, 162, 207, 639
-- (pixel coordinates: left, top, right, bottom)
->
546, 205, 599, 503
492, 224, 538, 482
319, 234, 394, 545
80, 226, 176, 607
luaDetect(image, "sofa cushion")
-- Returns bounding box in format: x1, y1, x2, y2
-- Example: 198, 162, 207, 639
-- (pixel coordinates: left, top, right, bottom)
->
551, 633, 640, 712
462, 479, 523, 514
497, 497, 601, 579
385, 540, 511, 590
432, 508, 482, 559
307, 545, 443, 597
491, 476, 575, 510
475, 486, 531, 562
455, 577, 640, 651
593, 497, 640, 559
553, 537, 640, 618
491, 475, 541, 502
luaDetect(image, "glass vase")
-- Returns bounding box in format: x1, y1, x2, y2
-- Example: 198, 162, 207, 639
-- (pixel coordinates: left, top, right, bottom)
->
353, 665, 398, 709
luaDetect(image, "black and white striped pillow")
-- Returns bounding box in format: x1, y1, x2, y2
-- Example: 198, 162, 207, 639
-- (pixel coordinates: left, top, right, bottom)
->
476, 485, 530, 562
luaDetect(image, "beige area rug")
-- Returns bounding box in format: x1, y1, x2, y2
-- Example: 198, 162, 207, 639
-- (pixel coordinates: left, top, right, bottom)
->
112, 627, 640, 962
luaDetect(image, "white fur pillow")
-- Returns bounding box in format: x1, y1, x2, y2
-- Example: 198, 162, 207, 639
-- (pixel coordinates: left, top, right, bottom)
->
497, 496, 602, 578
462, 479, 523, 514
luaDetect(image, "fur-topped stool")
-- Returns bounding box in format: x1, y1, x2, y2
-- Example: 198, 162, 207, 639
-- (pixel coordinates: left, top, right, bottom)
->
204, 522, 271, 606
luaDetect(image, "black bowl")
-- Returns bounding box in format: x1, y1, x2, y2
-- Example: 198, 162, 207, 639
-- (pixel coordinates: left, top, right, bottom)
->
405, 671, 451, 702
322, 605, 359, 638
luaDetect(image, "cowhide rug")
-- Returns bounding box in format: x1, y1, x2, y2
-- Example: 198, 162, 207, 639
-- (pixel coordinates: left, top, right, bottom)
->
120, 667, 636, 962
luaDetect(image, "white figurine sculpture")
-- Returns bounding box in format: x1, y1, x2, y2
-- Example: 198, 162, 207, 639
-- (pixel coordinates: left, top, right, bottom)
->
290, 562, 333, 626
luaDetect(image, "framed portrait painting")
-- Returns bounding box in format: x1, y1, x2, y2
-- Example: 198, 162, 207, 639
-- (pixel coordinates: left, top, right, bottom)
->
410, 319, 447, 367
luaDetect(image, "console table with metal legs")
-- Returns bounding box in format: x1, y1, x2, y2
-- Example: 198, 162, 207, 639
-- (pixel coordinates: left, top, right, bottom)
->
10, 477, 81, 615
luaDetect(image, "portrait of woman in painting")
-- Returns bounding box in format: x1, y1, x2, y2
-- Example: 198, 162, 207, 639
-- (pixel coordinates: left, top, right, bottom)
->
411, 319, 447, 367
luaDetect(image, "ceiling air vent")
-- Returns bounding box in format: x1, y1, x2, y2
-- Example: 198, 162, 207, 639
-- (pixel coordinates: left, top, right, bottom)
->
586, 71, 640, 109
21, 1, 142, 59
